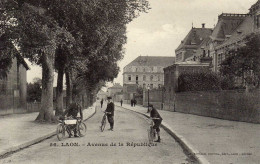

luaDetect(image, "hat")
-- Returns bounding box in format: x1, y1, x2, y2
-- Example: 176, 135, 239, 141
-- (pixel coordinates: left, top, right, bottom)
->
107, 96, 112, 99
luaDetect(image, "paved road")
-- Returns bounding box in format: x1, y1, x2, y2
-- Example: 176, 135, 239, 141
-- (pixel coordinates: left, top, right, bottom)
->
0, 105, 192, 164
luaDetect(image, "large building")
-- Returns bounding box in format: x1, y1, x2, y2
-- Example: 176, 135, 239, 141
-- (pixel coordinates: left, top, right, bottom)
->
179, 0, 260, 75
123, 56, 175, 90
175, 24, 212, 63
0, 55, 29, 115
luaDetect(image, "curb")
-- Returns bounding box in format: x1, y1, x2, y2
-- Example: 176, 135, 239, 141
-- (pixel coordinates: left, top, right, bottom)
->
0, 105, 97, 159
117, 105, 210, 164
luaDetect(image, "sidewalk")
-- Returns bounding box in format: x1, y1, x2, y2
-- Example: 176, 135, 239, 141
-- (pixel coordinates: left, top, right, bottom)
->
0, 103, 96, 157
116, 103, 260, 164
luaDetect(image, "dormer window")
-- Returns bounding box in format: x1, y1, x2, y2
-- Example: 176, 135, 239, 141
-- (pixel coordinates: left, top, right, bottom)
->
237, 30, 242, 34
225, 35, 231, 38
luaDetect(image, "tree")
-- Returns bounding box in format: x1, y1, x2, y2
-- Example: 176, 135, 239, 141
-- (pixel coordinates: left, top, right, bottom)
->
220, 34, 260, 91
2, 1, 75, 122
27, 78, 42, 102
1, 0, 150, 122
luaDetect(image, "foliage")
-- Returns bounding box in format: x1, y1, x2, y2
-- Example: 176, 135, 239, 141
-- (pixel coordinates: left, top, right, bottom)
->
27, 78, 42, 102
220, 34, 260, 88
1, 0, 150, 121
135, 86, 143, 98
176, 72, 221, 92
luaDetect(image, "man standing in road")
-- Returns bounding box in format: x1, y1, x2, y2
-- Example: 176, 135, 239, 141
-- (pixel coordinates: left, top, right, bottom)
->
120, 99, 123, 106
148, 104, 163, 142
105, 96, 114, 131
100, 99, 103, 108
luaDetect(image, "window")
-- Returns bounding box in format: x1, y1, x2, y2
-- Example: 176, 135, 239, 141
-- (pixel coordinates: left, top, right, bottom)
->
136, 67, 138, 72
143, 83, 146, 88
150, 84, 153, 89
136, 75, 138, 81
203, 50, 206, 57
128, 75, 131, 81
150, 75, 153, 81
143, 75, 146, 81
257, 15, 260, 28
217, 53, 223, 65
158, 75, 161, 81
143, 67, 145, 72
151, 67, 154, 71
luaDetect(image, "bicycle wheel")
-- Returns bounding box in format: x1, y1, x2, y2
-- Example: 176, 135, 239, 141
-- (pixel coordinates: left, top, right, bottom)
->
57, 124, 65, 141
148, 127, 155, 144
78, 122, 87, 137
100, 116, 106, 132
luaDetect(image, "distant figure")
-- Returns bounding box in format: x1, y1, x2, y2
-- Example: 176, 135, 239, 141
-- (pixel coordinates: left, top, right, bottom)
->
130, 99, 133, 107
100, 99, 103, 108
120, 99, 123, 106
133, 99, 136, 107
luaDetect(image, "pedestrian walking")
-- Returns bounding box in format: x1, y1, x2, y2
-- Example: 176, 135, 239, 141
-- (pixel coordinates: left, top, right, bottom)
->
120, 99, 123, 106
105, 96, 115, 131
130, 99, 133, 107
133, 99, 137, 107
148, 104, 163, 142
100, 99, 103, 108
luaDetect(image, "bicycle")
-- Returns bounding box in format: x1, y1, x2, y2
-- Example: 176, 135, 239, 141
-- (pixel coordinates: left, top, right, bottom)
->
100, 112, 111, 132
147, 118, 160, 143
56, 116, 87, 141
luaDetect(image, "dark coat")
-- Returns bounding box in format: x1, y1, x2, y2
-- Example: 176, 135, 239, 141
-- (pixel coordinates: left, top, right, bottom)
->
150, 108, 162, 120
63, 103, 83, 119
105, 102, 115, 116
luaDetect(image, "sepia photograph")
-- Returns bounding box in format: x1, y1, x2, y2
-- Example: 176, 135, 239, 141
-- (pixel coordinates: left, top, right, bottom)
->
0, 0, 260, 163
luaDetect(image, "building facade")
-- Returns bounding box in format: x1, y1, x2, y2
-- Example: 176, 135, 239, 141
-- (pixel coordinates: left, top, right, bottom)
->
123, 56, 175, 90
0, 56, 29, 115
175, 24, 212, 63
97, 90, 108, 100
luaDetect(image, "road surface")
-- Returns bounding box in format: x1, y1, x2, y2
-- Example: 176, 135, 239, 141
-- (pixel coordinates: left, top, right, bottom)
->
0, 105, 194, 164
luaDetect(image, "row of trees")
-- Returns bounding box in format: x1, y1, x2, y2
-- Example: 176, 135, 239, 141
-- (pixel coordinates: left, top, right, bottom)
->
0, 0, 150, 122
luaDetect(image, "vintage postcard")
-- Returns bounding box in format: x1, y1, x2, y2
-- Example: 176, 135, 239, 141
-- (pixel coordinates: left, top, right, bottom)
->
0, 0, 259, 163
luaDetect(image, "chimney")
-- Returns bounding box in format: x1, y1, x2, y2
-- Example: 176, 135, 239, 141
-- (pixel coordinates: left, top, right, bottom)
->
202, 23, 205, 28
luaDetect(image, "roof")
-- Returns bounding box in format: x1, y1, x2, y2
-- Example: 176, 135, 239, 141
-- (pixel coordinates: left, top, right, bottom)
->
125, 56, 175, 68
109, 83, 123, 89
176, 27, 212, 51
164, 61, 209, 71
210, 13, 248, 41
217, 16, 254, 48
249, 0, 260, 14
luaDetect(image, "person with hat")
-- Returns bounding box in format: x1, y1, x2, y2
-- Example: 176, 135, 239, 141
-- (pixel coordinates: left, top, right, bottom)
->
105, 96, 115, 131
148, 104, 163, 142
62, 100, 83, 137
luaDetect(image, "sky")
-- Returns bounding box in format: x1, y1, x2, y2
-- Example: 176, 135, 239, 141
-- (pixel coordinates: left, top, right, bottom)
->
27, 0, 257, 87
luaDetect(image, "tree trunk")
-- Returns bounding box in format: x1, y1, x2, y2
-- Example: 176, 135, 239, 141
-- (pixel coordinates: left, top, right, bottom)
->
36, 53, 56, 122
65, 68, 72, 108
55, 65, 64, 116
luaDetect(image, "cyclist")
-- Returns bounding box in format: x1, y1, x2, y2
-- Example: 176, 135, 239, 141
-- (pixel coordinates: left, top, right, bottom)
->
105, 96, 114, 131
148, 104, 163, 142
62, 101, 83, 137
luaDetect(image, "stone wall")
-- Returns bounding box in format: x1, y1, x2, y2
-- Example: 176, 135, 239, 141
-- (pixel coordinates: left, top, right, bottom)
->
164, 89, 260, 123
143, 89, 165, 110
